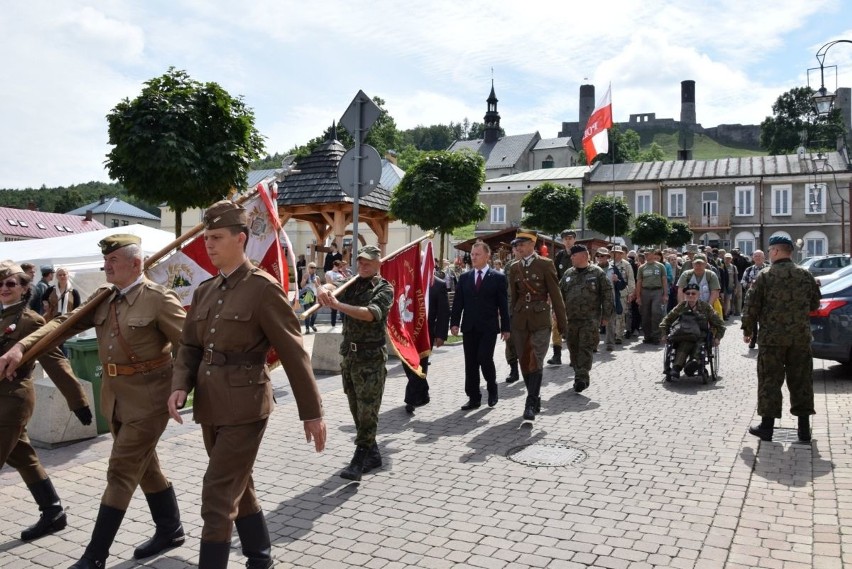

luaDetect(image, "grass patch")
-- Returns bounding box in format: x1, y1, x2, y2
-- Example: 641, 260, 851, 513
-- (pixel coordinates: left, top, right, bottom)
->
444, 334, 464, 345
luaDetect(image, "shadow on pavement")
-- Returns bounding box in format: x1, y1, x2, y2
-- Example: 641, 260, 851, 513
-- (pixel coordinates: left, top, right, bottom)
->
740, 439, 833, 487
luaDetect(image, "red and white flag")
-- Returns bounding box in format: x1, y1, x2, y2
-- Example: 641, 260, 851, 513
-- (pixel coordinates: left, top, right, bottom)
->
381, 241, 434, 377
146, 182, 293, 309
582, 84, 613, 165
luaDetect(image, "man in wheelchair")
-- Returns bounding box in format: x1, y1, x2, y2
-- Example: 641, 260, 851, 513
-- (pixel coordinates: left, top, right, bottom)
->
660, 282, 725, 380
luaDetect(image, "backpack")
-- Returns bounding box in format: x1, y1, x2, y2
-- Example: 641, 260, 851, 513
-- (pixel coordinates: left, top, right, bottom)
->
299, 287, 316, 305
669, 310, 703, 343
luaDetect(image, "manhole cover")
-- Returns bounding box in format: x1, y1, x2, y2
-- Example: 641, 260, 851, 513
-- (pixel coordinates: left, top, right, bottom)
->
506, 443, 588, 467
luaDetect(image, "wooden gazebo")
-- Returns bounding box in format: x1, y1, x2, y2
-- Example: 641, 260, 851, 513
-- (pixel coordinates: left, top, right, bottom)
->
277, 138, 392, 258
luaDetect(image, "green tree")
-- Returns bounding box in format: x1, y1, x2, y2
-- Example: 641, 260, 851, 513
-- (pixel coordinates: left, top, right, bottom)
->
105, 67, 264, 235
53, 189, 85, 213
638, 142, 666, 162
390, 149, 486, 258
667, 220, 693, 248
467, 121, 506, 140
759, 86, 845, 155
629, 212, 671, 247
584, 194, 631, 238
520, 182, 582, 239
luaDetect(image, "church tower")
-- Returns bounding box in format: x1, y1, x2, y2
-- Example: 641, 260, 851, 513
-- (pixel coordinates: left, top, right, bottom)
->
483, 80, 501, 143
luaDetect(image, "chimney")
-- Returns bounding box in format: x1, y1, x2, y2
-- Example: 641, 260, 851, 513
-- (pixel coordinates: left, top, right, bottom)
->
99, 194, 106, 205
27, 201, 37, 211
85, 210, 93, 222
678, 80, 696, 161
385, 150, 398, 165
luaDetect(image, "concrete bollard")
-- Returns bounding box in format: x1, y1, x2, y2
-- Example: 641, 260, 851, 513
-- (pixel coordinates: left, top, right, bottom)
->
29, 363, 98, 448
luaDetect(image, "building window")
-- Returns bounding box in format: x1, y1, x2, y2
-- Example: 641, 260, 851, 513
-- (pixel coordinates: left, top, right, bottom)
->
636, 191, 652, 214
112, 219, 120, 227
491, 205, 506, 224
667, 189, 685, 217
807, 183, 826, 214
803, 230, 828, 257
771, 185, 791, 216
122, 220, 129, 226
735, 186, 754, 216
542, 155, 554, 168
734, 231, 756, 256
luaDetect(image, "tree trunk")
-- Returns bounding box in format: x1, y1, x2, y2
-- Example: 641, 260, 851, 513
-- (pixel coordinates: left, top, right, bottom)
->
440, 232, 446, 263
175, 208, 183, 238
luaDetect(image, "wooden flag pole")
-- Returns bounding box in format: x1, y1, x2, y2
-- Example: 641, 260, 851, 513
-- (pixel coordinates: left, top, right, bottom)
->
18, 189, 263, 367
301, 230, 435, 320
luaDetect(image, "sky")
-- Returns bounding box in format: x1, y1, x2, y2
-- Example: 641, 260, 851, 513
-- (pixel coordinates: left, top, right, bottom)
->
1, 0, 852, 189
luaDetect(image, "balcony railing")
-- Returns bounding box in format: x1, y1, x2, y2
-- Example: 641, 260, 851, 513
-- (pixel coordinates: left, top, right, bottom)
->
687, 214, 731, 230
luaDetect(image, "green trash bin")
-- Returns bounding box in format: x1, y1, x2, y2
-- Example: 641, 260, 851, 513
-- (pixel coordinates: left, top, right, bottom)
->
65, 336, 109, 434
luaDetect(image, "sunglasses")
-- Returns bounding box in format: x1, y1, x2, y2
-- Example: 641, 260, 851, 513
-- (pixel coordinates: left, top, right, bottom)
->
1, 280, 20, 289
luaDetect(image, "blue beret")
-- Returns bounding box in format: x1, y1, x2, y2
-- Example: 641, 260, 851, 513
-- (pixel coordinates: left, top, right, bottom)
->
768, 235, 793, 247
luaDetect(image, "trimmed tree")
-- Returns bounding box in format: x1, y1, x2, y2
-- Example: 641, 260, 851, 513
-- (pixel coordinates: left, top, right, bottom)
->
629, 213, 671, 248
667, 221, 693, 248
520, 182, 582, 240
105, 68, 264, 236
390, 149, 486, 258
584, 194, 631, 239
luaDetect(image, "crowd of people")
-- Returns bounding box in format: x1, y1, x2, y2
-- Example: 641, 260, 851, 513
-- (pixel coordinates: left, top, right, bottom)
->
0, 215, 820, 568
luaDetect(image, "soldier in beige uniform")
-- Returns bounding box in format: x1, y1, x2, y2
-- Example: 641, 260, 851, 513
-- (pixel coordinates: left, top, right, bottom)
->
168, 201, 326, 569
0, 261, 92, 542
0, 236, 187, 568
508, 230, 567, 421
610, 245, 635, 344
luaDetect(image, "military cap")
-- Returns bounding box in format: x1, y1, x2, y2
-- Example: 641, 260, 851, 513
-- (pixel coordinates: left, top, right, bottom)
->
768, 235, 793, 247
692, 254, 707, 264
40, 265, 55, 275
611, 245, 624, 253
0, 260, 24, 280
99, 234, 141, 255
683, 282, 700, 292
560, 229, 577, 238
596, 247, 611, 256
569, 244, 588, 256
511, 229, 537, 245
357, 245, 381, 261
204, 200, 247, 229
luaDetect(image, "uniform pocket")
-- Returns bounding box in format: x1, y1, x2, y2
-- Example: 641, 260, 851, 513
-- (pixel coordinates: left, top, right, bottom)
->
226, 365, 269, 386
127, 316, 154, 329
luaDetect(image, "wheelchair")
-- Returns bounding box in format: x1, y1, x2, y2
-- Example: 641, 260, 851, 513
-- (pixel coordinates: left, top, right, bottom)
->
663, 329, 719, 384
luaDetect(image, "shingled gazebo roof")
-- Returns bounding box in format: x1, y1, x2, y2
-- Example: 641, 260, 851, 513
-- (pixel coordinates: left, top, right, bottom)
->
276, 139, 391, 213
276, 138, 393, 253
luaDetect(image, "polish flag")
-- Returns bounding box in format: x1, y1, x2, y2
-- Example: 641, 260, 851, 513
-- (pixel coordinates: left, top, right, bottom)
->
582, 85, 613, 165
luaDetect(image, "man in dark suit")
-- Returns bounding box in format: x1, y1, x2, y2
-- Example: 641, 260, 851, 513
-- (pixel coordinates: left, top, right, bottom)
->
403, 271, 450, 413
450, 241, 510, 409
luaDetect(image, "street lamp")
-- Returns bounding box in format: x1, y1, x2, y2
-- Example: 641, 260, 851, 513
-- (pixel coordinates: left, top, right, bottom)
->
811, 39, 852, 117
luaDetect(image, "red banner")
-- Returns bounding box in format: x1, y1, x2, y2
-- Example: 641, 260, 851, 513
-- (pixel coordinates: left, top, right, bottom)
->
381, 243, 431, 377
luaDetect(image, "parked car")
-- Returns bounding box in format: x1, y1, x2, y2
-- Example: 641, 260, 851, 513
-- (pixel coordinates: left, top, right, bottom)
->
810, 273, 852, 365
800, 254, 851, 276
816, 264, 852, 288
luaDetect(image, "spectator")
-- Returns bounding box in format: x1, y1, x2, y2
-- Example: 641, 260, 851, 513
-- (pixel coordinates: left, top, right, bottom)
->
43, 268, 81, 322
740, 249, 768, 349
323, 242, 342, 272
28, 266, 54, 315
720, 253, 739, 320
325, 260, 348, 327
300, 262, 321, 334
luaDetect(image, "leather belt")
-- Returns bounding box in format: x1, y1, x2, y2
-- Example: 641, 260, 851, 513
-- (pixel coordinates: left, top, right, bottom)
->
348, 341, 385, 353
203, 349, 266, 366
524, 293, 548, 302
105, 354, 172, 377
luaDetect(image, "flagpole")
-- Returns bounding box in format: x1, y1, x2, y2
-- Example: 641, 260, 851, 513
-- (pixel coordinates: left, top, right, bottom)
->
301, 230, 435, 320
18, 189, 263, 367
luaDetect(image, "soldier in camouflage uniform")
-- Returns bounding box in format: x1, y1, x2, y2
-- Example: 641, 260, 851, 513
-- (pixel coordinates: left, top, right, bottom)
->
742, 236, 821, 443
317, 245, 393, 481
559, 244, 613, 393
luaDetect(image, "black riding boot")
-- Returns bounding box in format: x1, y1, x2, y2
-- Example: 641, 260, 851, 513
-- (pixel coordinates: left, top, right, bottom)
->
546, 345, 562, 365
798, 416, 812, 442
21, 477, 67, 541
523, 372, 542, 420
133, 484, 185, 559
340, 446, 369, 481
235, 511, 273, 569
69, 505, 126, 569
748, 416, 774, 441
505, 360, 519, 383
198, 540, 231, 569
362, 443, 382, 474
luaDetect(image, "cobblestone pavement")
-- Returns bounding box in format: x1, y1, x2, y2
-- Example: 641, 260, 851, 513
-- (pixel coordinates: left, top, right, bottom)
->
1, 319, 850, 568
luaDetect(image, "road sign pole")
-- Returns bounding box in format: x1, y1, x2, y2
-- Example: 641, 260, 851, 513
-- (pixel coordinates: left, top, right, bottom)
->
352, 96, 361, 261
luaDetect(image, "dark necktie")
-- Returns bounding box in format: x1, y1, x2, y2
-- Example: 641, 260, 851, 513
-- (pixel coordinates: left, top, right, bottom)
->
475, 270, 482, 291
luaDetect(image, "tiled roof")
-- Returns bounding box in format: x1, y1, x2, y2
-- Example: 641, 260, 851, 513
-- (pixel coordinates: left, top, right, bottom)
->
588, 152, 848, 184
248, 168, 282, 188
485, 166, 590, 183
448, 132, 540, 171
67, 197, 159, 220
0, 207, 107, 240
533, 137, 575, 151
277, 140, 391, 210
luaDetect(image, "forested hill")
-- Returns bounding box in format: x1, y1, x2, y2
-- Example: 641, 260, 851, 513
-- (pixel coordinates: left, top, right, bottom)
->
0, 181, 161, 216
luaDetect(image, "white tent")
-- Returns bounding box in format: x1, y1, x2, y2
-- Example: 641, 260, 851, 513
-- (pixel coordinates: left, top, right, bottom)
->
0, 224, 177, 298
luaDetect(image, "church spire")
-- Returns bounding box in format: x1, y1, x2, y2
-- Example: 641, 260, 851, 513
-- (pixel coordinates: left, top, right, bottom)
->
484, 79, 501, 143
